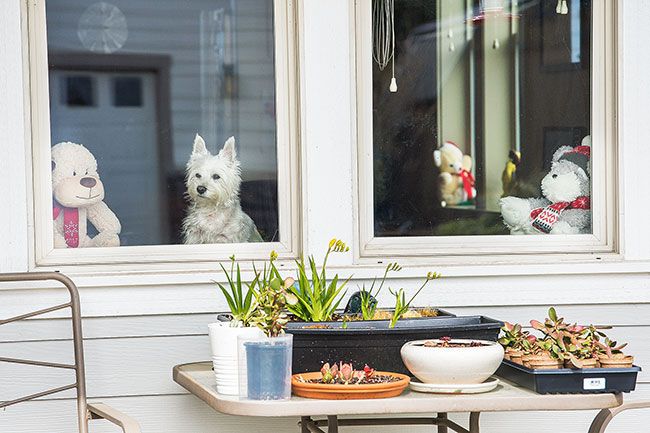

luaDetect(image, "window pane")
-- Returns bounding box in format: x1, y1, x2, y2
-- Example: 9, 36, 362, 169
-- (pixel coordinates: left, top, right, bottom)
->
46, 0, 279, 247
372, 0, 592, 237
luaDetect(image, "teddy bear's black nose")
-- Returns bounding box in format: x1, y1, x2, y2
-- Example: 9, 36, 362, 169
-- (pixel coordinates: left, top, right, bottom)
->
197, 185, 207, 195
80, 177, 97, 188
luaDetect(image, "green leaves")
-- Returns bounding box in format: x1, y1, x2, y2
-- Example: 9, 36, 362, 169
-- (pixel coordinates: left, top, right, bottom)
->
215, 258, 256, 326
286, 240, 352, 322
388, 271, 440, 328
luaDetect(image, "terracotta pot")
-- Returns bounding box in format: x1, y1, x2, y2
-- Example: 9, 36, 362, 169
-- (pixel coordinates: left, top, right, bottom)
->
291, 371, 410, 400
521, 354, 537, 368
508, 350, 524, 365
564, 358, 599, 369
598, 355, 634, 369
528, 356, 563, 370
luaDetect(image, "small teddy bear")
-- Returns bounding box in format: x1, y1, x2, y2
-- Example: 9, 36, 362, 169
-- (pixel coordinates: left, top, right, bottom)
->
499, 137, 591, 235
433, 141, 476, 207
52, 142, 121, 248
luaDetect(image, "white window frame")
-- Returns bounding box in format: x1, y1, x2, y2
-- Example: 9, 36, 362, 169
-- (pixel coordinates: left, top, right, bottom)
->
25, 0, 302, 271
353, 0, 620, 264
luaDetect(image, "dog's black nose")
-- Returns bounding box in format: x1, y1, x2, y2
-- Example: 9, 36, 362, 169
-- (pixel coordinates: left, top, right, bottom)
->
80, 177, 96, 188
197, 185, 207, 195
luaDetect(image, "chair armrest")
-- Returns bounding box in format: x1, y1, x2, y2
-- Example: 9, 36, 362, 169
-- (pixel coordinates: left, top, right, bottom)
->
87, 402, 142, 433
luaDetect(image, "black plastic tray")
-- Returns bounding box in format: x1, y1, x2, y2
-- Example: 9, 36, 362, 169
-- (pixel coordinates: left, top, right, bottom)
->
497, 360, 641, 394
287, 314, 503, 375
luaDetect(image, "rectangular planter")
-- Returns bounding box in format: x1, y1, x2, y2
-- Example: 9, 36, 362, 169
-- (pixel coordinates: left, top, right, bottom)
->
286, 313, 503, 375
497, 359, 641, 394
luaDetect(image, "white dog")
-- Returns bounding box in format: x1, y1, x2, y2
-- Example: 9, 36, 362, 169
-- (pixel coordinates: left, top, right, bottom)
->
182, 134, 262, 244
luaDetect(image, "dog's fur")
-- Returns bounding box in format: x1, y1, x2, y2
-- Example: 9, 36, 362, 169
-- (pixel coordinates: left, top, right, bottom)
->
182, 134, 262, 244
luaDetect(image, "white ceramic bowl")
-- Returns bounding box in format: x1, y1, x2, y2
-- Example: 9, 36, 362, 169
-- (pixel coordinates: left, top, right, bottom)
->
400, 339, 504, 385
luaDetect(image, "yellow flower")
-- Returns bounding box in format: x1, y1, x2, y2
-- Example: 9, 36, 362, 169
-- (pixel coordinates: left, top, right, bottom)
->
270, 250, 278, 261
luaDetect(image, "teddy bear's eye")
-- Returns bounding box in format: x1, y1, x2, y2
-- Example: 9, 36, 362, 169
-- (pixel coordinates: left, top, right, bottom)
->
552, 174, 558, 179
449, 164, 454, 168
73, 170, 76, 176
85, 169, 88, 175
195, 173, 202, 179
212, 174, 220, 180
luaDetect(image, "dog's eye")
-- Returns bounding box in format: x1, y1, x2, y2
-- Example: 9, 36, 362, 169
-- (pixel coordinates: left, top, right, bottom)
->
212, 174, 220, 180
195, 173, 202, 179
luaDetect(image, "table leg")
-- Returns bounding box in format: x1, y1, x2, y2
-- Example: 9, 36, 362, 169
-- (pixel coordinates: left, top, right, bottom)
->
438, 413, 448, 433
300, 417, 310, 433
327, 416, 339, 433
469, 413, 480, 433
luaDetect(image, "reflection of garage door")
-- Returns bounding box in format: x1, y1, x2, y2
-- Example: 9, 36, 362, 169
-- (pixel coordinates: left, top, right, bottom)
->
49, 69, 165, 246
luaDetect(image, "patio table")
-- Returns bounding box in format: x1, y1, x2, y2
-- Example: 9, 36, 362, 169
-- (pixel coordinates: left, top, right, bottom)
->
172, 362, 637, 433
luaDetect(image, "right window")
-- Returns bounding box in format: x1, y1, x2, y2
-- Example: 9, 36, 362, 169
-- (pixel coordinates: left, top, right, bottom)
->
358, 0, 616, 257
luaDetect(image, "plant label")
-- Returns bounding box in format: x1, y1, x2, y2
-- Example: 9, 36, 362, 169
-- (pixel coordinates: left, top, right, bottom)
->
583, 378, 606, 390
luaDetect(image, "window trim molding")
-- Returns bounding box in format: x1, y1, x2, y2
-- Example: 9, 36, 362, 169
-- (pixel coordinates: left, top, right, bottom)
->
25, 0, 302, 271
353, 0, 621, 264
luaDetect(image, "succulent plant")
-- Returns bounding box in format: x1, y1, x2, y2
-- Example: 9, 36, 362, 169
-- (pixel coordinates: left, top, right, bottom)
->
500, 308, 631, 369
318, 362, 376, 385
248, 274, 298, 338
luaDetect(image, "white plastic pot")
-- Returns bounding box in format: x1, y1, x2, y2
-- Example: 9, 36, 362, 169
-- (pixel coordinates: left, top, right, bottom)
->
207, 322, 263, 395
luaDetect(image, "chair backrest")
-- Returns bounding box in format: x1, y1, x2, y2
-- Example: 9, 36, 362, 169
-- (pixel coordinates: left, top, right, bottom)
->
0, 272, 89, 433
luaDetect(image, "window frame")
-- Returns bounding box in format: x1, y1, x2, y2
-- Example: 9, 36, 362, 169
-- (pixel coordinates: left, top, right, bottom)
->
353, 0, 619, 264
26, 0, 302, 270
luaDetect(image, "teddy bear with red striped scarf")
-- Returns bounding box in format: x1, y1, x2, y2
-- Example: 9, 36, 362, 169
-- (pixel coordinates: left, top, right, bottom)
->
499, 137, 591, 235
52, 142, 121, 248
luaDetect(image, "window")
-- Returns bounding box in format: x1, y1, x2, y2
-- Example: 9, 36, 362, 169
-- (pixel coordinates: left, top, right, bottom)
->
28, 0, 300, 266
356, 0, 617, 259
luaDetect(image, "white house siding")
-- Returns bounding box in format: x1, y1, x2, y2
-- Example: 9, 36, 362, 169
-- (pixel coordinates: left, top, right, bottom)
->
2, 1, 650, 433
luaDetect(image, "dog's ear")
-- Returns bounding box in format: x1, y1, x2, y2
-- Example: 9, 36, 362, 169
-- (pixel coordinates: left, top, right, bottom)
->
192, 134, 209, 157
218, 136, 237, 163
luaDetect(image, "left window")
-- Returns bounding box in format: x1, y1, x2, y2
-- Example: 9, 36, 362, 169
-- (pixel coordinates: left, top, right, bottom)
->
29, 0, 300, 266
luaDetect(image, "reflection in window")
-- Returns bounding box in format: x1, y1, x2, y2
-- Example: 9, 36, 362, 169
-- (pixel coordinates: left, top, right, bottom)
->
46, 0, 278, 247
372, 0, 591, 237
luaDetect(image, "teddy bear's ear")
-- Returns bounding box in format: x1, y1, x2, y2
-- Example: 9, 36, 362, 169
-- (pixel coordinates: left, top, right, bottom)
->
433, 149, 442, 167
462, 154, 472, 171
192, 134, 209, 156
218, 136, 237, 163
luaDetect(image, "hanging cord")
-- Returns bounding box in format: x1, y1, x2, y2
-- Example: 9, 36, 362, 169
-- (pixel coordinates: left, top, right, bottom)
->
372, 0, 398, 92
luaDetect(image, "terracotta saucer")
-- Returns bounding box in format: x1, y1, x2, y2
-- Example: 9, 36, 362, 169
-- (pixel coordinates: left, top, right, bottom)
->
291, 371, 410, 400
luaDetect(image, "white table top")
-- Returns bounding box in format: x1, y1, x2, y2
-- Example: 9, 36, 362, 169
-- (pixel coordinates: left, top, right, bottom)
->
173, 362, 623, 418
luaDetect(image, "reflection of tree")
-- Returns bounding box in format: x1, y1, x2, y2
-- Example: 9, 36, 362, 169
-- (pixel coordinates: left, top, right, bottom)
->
373, 2, 439, 236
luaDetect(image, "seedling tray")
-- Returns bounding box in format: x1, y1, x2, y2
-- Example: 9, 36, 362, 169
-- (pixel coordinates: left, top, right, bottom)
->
287, 314, 503, 375
496, 359, 641, 394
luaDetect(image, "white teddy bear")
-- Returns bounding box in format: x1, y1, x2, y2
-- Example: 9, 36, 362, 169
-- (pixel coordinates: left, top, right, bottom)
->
499, 137, 591, 235
52, 142, 121, 248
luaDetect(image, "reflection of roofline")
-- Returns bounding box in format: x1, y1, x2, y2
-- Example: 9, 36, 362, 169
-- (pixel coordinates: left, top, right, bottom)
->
470, 12, 520, 24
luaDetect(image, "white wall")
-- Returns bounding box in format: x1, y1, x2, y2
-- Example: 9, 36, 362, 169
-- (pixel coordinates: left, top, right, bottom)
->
2, 1, 650, 432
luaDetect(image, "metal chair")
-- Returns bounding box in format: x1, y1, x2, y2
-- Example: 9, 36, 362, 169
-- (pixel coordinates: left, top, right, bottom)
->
0, 272, 141, 433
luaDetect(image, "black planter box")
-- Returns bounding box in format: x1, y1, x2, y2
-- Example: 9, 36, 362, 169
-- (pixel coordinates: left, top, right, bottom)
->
496, 360, 641, 394
286, 314, 503, 375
